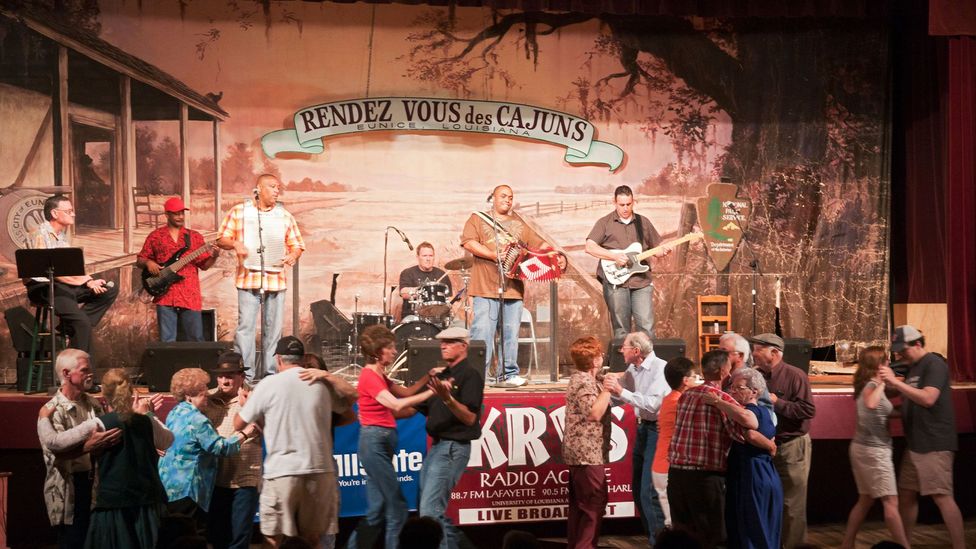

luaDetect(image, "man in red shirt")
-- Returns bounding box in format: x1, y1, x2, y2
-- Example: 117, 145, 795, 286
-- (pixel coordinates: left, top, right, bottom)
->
137, 197, 219, 341
666, 350, 756, 549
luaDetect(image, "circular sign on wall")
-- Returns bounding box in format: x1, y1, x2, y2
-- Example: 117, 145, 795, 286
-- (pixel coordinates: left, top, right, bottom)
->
2, 189, 50, 262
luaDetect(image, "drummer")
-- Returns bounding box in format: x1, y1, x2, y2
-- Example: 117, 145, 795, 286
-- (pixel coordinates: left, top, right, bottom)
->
398, 242, 453, 321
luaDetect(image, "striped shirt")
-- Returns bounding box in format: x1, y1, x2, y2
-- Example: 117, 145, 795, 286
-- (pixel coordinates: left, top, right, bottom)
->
218, 203, 305, 291
668, 382, 745, 472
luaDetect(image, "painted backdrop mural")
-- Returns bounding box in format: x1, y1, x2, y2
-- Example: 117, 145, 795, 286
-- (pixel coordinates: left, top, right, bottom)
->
0, 1, 889, 380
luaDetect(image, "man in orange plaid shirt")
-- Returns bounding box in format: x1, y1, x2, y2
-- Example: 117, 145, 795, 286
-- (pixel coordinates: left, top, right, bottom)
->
218, 174, 305, 381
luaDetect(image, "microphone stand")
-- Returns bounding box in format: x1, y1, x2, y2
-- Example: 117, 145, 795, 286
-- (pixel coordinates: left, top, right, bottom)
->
255, 196, 268, 379
383, 226, 412, 316
489, 205, 508, 384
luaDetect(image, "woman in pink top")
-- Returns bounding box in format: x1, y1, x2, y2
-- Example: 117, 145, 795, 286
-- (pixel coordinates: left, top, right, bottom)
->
348, 325, 437, 549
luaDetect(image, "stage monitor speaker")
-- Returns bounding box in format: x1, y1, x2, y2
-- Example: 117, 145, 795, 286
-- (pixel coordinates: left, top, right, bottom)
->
175, 308, 216, 342
783, 338, 812, 374
140, 341, 233, 392
403, 340, 486, 384
607, 337, 686, 373
310, 300, 352, 343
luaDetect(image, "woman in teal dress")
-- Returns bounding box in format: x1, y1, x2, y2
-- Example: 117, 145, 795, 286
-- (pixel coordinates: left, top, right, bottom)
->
85, 368, 175, 549
158, 368, 258, 528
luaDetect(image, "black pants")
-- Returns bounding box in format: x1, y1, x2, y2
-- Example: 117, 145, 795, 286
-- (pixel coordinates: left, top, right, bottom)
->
667, 468, 726, 549
28, 281, 118, 353
57, 472, 93, 549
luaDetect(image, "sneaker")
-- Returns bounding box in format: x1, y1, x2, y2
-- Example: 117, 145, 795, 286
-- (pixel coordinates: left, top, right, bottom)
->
505, 375, 528, 387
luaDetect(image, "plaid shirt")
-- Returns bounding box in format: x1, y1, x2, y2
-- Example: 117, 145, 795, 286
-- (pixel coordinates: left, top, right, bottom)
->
205, 389, 263, 489
218, 203, 305, 291
668, 381, 745, 472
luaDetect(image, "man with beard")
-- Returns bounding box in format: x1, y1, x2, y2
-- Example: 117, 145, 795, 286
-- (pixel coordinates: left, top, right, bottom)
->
137, 197, 219, 342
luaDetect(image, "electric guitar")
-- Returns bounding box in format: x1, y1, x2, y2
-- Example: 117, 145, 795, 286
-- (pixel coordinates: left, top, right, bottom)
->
600, 232, 703, 286
141, 240, 218, 297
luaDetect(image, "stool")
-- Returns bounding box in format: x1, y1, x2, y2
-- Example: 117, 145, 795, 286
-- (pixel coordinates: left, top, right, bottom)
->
25, 303, 64, 394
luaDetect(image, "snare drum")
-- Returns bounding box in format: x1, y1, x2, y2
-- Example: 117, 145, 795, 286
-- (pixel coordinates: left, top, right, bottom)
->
393, 320, 441, 350
417, 282, 451, 319
353, 312, 394, 334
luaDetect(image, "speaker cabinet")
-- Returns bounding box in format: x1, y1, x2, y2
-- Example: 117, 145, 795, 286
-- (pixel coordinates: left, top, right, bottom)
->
607, 337, 686, 373
310, 300, 352, 344
175, 308, 216, 342
140, 341, 233, 391
783, 338, 812, 374
403, 340, 486, 384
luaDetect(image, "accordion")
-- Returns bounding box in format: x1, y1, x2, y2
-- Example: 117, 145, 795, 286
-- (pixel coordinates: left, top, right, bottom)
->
500, 242, 564, 281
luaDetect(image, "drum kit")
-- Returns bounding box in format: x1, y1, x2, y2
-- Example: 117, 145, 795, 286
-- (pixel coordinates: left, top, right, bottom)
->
350, 256, 474, 376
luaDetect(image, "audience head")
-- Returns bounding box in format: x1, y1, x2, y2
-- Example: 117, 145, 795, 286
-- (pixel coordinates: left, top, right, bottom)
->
570, 335, 604, 372
700, 349, 731, 381
853, 345, 888, 398
502, 530, 540, 549
621, 331, 652, 366
304, 353, 328, 370
398, 516, 443, 549
719, 332, 751, 368
360, 324, 397, 364
101, 368, 135, 419
56, 348, 93, 390
274, 336, 306, 369
212, 351, 246, 398
891, 325, 926, 363
170, 367, 210, 408
728, 367, 766, 405
749, 333, 784, 368
664, 357, 697, 391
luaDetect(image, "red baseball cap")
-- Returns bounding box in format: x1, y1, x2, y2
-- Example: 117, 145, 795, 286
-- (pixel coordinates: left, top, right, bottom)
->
163, 197, 189, 213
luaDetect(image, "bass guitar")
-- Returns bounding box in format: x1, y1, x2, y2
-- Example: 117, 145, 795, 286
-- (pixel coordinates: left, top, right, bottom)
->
141, 240, 218, 297
600, 232, 703, 286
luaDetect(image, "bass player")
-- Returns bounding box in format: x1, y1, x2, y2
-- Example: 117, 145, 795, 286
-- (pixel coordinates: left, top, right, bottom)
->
136, 196, 219, 342
460, 184, 566, 387
585, 185, 668, 339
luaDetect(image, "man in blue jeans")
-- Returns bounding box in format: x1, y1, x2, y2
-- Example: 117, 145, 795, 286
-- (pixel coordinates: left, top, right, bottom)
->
416, 327, 484, 549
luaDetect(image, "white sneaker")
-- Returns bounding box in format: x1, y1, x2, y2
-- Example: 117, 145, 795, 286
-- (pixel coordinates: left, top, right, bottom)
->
505, 375, 528, 387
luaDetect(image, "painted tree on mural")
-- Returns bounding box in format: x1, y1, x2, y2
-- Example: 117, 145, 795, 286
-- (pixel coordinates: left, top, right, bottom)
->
403, 12, 890, 344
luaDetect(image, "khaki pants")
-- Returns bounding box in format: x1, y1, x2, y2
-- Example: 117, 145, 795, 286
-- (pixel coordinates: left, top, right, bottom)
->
773, 434, 811, 549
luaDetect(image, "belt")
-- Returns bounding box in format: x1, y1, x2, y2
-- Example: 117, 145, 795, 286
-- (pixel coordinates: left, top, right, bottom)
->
670, 464, 707, 471
636, 417, 658, 425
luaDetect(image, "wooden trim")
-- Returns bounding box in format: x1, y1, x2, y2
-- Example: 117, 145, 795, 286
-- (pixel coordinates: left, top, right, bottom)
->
179, 102, 190, 226
214, 120, 222, 229
57, 46, 69, 193
120, 75, 135, 254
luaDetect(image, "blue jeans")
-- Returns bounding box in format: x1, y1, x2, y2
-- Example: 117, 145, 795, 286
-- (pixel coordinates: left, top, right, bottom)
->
419, 440, 471, 549
348, 426, 406, 549
157, 305, 203, 342
634, 421, 665, 543
471, 296, 523, 381
603, 282, 654, 339
235, 289, 284, 381
207, 486, 258, 549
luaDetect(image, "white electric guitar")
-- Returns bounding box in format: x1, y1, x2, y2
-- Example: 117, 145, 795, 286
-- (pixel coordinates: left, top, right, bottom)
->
600, 232, 704, 286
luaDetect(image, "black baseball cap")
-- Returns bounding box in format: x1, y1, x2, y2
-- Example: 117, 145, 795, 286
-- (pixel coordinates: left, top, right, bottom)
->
275, 336, 305, 356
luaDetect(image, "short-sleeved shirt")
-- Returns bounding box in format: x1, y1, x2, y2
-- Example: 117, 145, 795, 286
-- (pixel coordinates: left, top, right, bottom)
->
586, 211, 661, 289
238, 367, 346, 479
853, 381, 893, 448
652, 390, 682, 474
563, 372, 611, 466
668, 382, 745, 472
205, 390, 263, 488
137, 226, 213, 309
26, 221, 72, 283
356, 367, 397, 428
460, 211, 545, 300
415, 357, 484, 442
399, 265, 452, 318
903, 353, 957, 453
217, 202, 305, 291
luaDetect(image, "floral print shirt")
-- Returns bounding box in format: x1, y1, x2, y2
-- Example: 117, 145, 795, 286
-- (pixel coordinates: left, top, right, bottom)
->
563, 372, 611, 466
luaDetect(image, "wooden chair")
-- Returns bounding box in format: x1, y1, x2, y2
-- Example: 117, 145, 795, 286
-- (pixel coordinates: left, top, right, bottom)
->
698, 295, 732, 362
133, 187, 164, 228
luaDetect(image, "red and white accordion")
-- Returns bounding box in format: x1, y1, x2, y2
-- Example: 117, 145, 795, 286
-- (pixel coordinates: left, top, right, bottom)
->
500, 242, 564, 281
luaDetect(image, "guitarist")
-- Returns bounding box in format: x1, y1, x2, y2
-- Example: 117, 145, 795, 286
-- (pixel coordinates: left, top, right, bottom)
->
136, 197, 219, 342
585, 185, 667, 339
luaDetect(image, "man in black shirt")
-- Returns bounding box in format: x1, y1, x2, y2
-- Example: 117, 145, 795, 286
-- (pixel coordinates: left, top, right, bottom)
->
416, 327, 484, 549
398, 242, 453, 320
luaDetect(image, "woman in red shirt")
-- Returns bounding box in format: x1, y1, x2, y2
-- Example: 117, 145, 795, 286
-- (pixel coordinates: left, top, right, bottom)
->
347, 325, 437, 549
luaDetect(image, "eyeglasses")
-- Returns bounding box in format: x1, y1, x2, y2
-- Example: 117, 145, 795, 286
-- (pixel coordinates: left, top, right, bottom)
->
54, 208, 75, 215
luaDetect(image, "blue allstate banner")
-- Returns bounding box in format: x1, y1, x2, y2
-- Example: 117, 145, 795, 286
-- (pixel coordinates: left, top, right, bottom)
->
333, 413, 428, 517
261, 97, 624, 171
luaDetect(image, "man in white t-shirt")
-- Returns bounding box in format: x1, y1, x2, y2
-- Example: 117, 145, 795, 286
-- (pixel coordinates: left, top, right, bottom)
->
235, 336, 353, 548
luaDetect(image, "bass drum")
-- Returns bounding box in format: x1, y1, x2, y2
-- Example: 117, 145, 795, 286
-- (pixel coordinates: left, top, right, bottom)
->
393, 320, 441, 351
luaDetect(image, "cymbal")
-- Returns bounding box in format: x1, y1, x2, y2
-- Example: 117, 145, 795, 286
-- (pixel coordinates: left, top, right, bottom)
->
444, 257, 474, 271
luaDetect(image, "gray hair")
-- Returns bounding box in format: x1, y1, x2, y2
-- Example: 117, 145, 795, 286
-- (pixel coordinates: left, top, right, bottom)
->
56, 349, 90, 383
279, 354, 304, 365
720, 332, 752, 365
731, 367, 767, 395
624, 332, 654, 355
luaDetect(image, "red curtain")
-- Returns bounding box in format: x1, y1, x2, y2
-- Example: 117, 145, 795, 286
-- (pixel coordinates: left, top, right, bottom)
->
945, 37, 976, 381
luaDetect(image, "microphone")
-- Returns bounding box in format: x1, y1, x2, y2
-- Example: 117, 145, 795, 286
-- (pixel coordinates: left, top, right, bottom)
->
388, 226, 413, 251
486, 193, 493, 203
105, 281, 115, 289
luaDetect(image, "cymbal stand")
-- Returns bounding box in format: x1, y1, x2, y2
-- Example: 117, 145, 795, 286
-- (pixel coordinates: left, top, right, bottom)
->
333, 293, 362, 378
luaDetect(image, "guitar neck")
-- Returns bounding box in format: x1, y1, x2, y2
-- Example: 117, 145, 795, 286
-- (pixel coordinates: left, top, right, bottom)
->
633, 233, 700, 261
169, 242, 213, 271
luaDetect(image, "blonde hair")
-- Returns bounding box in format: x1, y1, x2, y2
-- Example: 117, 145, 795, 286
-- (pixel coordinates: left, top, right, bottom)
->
170, 367, 210, 401
101, 368, 135, 420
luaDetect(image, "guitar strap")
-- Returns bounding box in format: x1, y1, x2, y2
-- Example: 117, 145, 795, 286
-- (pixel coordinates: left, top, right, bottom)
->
633, 214, 646, 249
169, 232, 191, 263
474, 211, 521, 244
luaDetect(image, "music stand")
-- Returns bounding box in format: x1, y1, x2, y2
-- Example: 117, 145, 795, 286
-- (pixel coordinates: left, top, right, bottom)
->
15, 248, 87, 392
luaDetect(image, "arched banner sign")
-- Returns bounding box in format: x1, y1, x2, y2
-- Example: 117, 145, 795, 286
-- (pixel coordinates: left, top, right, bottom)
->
261, 97, 625, 171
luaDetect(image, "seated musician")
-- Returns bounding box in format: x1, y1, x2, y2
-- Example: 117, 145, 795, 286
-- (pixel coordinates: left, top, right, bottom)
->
460, 185, 565, 387
24, 195, 119, 354
136, 197, 218, 342
398, 242, 452, 321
